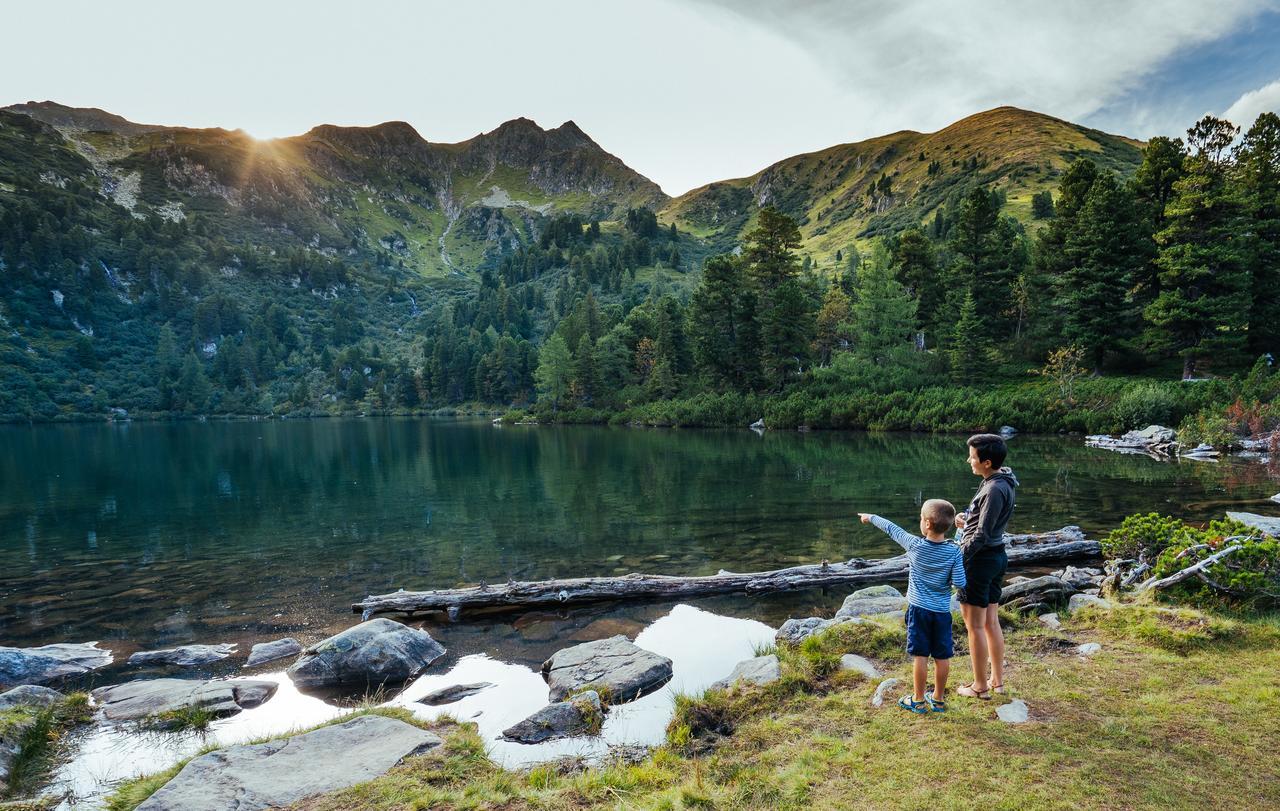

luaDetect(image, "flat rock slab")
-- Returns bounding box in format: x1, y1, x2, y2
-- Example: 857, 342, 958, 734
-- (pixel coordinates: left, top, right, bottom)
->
1226, 511, 1280, 537
135, 714, 442, 811
287, 618, 445, 691
129, 644, 236, 667
245, 638, 303, 668
92, 678, 278, 722
417, 682, 494, 706
711, 655, 780, 691
839, 654, 879, 679
997, 699, 1029, 723
0, 684, 65, 710
0, 642, 113, 688
500, 690, 603, 744
835, 585, 907, 619
542, 635, 672, 703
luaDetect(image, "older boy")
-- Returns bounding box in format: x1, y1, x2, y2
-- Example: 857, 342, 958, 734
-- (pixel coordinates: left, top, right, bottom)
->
954, 433, 1018, 699
858, 500, 966, 714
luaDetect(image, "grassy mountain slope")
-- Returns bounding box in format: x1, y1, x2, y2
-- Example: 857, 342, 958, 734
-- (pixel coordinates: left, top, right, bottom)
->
661, 106, 1144, 260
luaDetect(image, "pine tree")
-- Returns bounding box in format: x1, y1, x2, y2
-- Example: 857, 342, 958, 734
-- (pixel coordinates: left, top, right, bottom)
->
178, 352, 212, 413
1031, 190, 1055, 219
948, 291, 986, 383
851, 244, 918, 364
1146, 116, 1250, 378
760, 280, 814, 388
947, 187, 1022, 344
892, 228, 941, 344
690, 255, 748, 387
572, 333, 598, 405
1234, 112, 1280, 356
535, 333, 573, 411
743, 206, 801, 292
813, 284, 852, 365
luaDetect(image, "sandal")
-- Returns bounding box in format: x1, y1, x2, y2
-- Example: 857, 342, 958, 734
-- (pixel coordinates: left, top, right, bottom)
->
898, 695, 930, 714
990, 682, 1006, 695
925, 693, 947, 713
956, 683, 991, 700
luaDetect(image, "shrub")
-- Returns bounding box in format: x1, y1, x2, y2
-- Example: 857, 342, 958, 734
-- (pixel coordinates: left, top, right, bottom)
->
1101, 512, 1196, 561
1151, 532, 1280, 609
1111, 382, 1178, 431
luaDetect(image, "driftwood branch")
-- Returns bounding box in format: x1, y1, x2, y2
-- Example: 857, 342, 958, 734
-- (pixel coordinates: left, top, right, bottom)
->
354, 527, 1099, 620
1138, 544, 1243, 592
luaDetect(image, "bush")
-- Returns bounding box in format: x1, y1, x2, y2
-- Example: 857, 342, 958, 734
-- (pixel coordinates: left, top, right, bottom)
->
1111, 382, 1178, 431
1151, 532, 1280, 609
1102, 513, 1250, 563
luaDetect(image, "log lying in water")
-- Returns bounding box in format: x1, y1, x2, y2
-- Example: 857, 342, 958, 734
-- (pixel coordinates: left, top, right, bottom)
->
354, 527, 1099, 621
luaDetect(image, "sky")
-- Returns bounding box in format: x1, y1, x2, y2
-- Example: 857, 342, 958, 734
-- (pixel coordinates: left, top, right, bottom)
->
3, 0, 1279, 196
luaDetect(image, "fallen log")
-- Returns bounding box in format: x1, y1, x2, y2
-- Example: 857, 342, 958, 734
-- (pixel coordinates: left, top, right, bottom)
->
354, 527, 1099, 620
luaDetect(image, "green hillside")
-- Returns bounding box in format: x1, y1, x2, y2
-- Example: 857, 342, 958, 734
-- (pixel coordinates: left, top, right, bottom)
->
661, 107, 1145, 260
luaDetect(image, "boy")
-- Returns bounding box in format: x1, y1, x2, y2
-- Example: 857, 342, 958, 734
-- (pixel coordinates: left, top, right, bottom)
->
858, 499, 966, 714
954, 433, 1018, 699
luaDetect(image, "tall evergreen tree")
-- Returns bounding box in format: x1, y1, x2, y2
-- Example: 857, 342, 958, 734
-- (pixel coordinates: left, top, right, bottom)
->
534, 333, 573, 411
892, 228, 942, 344
948, 291, 986, 383
813, 283, 853, 365
947, 187, 1023, 344
1146, 116, 1250, 378
743, 206, 802, 292
851, 245, 918, 364
1234, 112, 1280, 356
690, 255, 752, 387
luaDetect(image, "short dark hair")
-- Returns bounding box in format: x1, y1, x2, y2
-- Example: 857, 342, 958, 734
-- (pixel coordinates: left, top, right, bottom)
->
967, 433, 1007, 468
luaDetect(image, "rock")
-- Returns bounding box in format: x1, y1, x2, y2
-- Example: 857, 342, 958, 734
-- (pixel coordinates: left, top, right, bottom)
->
870, 677, 901, 707
1053, 566, 1103, 590
996, 698, 1029, 723
0, 684, 65, 710
1179, 443, 1219, 459
91, 678, 278, 723
999, 425, 1017, 437
1271, 493, 1280, 505
417, 682, 494, 706
1037, 613, 1062, 630
1068, 594, 1113, 613
1134, 424, 1176, 444
999, 575, 1077, 612
835, 585, 907, 619
286, 618, 445, 692
1086, 425, 1177, 456
775, 617, 835, 645
245, 638, 303, 668
541, 635, 673, 703
499, 691, 603, 744
134, 714, 442, 811
1225, 511, 1280, 537
710, 655, 780, 691
749, 418, 765, 431
838, 654, 879, 679
129, 644, 236, 667
1076, 642, 1101, 656
0, 642, 114, 688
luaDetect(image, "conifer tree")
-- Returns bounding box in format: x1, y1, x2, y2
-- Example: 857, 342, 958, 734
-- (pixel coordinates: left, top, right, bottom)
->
948, 291, 986, 383
1234, 112, 1280, 356
851, 244, 918, 364
534, 333, 573, 411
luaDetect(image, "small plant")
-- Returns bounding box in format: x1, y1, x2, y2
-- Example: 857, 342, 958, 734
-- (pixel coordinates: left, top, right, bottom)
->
1039, 344, 1088, 404
142, 705, 218, 732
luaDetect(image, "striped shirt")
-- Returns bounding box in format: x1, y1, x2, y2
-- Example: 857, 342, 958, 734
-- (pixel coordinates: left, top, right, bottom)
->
868, 515, 967, 613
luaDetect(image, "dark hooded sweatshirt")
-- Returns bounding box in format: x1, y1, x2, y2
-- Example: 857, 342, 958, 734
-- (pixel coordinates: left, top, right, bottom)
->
960, 467, 1018, 558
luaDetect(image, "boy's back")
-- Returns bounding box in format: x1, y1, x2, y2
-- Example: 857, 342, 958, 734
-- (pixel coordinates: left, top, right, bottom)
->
868, 516, 965, 612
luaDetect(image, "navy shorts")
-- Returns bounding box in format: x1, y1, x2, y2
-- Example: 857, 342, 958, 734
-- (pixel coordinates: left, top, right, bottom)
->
957, 546, 1009, 608
906, 605, 954, 659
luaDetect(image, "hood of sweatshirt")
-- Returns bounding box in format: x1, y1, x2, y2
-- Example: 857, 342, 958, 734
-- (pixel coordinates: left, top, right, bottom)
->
989, 467, 1019, 488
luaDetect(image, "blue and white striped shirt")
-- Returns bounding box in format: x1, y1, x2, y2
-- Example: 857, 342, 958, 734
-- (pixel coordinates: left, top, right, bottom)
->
868, 515, 967, 613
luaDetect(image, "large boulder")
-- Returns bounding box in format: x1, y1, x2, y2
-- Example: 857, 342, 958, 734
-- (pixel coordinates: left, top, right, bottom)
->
286, 619, 445, 692
775, 617, 836, 645
835, 585, 907, 620
0, 684, 64, 710
500, 690, 604, 744
135, 714, 442, 811
710, 655, 780, 691
541, 635, 672, 703
0, 642, 113, 688
91, 678, 278, 723
245, 638, 303, 668
129, 644, 236, 667
999, 575, 1077, 613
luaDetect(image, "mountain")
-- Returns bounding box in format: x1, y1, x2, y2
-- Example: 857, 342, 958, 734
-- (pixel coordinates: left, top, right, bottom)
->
4, 101, 669, 278
660, 106, 1145, 260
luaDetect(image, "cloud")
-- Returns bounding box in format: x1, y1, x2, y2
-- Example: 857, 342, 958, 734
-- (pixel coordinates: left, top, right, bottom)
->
689, 0, 1276, 136
1222, 78, 1280, 129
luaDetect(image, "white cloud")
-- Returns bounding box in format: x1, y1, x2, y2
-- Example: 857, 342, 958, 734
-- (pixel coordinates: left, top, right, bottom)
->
1222, 79, 1280, 129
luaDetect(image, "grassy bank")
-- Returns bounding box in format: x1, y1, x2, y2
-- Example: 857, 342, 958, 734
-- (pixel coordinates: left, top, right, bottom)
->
1, 693, 91, 801
106, 604, 1280, 811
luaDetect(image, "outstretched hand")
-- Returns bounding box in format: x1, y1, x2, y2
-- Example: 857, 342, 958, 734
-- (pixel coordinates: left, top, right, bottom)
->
857, 513, 873, 524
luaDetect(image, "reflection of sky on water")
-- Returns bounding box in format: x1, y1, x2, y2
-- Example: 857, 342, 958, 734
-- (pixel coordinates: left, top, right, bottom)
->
52, 604, 773, 809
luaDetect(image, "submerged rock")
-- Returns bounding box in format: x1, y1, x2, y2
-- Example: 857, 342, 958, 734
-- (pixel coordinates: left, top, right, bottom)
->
500, 690, 604, 744
0, 642, 113, 688
134, 714, 442, 811
129, 644, 236, 667
287, 618, 445, 692
711, 654, 780, 691
417, 682, 494, 706
835, 585, 907, 619
91, 678, 278, 723
0, 684, 65, 710
542, 635, 672, 703
245, 638, 303, 668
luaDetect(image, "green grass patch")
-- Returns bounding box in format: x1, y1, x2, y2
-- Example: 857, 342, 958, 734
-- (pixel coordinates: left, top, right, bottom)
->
1, 693, 92, 800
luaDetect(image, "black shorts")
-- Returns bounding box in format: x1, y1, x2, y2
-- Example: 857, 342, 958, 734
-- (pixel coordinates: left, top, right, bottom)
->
906, 605, 954, 659
957, 546, 1008, 608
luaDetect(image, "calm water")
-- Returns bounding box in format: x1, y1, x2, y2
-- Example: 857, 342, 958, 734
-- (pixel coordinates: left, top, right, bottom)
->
4, 418, 1279, 807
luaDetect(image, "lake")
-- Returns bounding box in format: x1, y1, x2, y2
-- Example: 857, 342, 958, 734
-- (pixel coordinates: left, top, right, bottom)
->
2, 418, 1278, 805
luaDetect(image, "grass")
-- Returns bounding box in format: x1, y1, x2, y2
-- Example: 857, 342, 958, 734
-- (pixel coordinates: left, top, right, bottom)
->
103, 604, 1280, 810
139, 705, 219, 733
1, 693, 92, 800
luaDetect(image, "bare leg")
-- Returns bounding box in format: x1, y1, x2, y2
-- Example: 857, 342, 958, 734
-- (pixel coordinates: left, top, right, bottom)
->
933, 658, 950, 701
912, 656, 928, 702
984, 603, 1005, 689
961, 603, 989, 692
